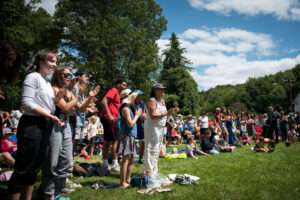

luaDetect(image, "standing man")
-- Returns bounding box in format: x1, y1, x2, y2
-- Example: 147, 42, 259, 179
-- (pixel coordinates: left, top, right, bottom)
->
266, 106, 280, 143
130, 90, 146, 164
100, 79, 126, 171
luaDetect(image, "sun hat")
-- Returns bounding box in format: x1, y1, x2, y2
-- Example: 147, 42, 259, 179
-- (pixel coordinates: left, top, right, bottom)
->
134, 90, 144, 95
152, 83, 166, 89
120, 89, 139, 106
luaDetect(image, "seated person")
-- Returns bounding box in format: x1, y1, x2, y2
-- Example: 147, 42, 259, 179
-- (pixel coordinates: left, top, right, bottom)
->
185, 135, 208, 159
254, 136, 275, 152
166, 115, 182, 146
242, 132, 251, 145
1, 131, 17, 157
0, 131, 17, 166
182, 124, 192, 141
215, 132, 235, 153
201, 129, 219, 155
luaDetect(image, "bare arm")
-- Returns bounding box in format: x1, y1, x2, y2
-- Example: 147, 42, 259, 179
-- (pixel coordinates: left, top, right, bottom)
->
54, 87, 78, 113
148, 98, 173, 119
122, 107, 142, 128
101, 95, 115, 125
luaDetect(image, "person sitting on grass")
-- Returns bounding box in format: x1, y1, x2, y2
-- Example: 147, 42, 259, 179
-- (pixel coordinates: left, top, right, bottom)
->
215, 132, 235, 153
182, 124, 192, 142
117, 89, 142, 188
166, 114, 182, 146
242, 132, 251, 145
254, 136, 276, 152
201, 129, 219, 155
185, 135, 208, 159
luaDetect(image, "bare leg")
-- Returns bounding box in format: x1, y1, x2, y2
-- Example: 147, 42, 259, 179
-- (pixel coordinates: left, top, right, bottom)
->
166, 136, 172, 145
102, 140, 110, 160
112, 140, 118, 160
120, 155, 130, 188
126, 157, 136, 184
22, 185, 34, 200
90, 145, 94, 156
139, 141, 144, 158
8, 193, 21, 200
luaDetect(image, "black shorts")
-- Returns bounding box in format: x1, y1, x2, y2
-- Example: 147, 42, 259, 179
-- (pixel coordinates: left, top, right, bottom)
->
100, 117, 119, 142
8, 115, 53, 194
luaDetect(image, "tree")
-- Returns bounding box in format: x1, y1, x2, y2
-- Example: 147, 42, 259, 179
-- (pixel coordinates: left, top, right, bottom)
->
160, 32, 192, 83
54, 0, 167, 98
159, 33, 199, 115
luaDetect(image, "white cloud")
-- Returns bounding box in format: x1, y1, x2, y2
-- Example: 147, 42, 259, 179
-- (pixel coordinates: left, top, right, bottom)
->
187, 0, 300, 21
26, 0, 58, 15
157, 28, 300, 90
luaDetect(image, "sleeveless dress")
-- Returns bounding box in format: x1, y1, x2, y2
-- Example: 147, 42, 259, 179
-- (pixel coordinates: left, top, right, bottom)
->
143, 98, 167, 175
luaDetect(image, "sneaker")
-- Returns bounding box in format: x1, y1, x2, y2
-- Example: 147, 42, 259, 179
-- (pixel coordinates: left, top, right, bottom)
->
60, 188, 75, 193
111, 165, 120, 172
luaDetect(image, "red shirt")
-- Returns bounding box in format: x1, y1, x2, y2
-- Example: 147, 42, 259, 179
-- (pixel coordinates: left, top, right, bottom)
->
100, 88, 120, 119
214, 112, 221, 125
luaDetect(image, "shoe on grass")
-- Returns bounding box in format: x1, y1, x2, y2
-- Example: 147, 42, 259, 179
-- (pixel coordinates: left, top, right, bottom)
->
111, 165, 120, 172
60, 188, 75, 193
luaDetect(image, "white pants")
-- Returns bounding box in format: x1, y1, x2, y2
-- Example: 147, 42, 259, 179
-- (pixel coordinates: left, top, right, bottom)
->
143, 121, 165, 175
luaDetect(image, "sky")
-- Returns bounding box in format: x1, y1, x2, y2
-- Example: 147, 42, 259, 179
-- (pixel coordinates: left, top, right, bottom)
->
33, 0, 300, 91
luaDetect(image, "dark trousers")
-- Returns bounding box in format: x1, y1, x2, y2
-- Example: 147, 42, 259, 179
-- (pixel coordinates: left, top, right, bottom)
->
8, 115, 52, 194
267, 125, 280, 142
280, 127, 288, 142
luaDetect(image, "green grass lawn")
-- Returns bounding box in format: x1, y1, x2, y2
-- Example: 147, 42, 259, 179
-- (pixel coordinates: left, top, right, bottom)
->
2, 142, 300, 200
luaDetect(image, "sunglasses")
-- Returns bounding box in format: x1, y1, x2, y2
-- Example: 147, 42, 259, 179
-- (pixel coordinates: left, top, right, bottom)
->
63, 73, 72, 78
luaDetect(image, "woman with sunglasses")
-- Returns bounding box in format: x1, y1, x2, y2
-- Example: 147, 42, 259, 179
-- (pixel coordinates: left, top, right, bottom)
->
8, 50, 65, 200
41, 67, 100, 200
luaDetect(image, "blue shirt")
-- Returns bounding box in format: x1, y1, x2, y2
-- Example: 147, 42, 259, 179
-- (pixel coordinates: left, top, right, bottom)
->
120, 106, 137, 137
74, 84, 86, 127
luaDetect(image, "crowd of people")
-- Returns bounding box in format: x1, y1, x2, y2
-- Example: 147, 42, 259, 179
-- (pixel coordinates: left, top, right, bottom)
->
0, 40, 300, 200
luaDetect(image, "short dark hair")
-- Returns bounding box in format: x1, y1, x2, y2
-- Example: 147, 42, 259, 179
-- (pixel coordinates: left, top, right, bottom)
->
116, 78, 126, 85
75, 69, 88, 77
204, 129, 211, 136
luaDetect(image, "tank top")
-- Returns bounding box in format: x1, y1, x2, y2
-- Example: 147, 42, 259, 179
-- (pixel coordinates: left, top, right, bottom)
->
145, 98, 167, 127
120, 105, 137, 137
54, 94, 71, 123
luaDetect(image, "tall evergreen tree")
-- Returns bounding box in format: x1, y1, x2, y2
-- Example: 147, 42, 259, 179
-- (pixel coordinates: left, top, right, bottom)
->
159, 33, 200, 115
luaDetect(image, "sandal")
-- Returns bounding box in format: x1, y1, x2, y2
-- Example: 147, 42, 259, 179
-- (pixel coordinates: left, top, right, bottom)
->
54, 195, 70, 200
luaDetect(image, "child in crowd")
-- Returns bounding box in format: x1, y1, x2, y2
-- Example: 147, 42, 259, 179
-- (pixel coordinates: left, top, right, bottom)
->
254, 136, 276, 152
201, 130, 219, 155
117, 89, 142, 188
185, 135, 208, 159
242, 132, 251, 145
81, 116, 98, 158
254, 136, 269, 152
215, 132, 235, 153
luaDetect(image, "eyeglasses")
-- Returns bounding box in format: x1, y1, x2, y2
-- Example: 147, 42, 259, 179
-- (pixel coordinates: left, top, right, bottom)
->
63, 73, 72, 78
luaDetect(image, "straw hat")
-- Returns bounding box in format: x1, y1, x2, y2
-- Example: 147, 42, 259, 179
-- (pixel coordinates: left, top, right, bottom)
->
120, 89, 139, 106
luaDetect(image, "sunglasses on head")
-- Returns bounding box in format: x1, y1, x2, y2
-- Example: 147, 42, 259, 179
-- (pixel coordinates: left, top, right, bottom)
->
63, 73, 72, 78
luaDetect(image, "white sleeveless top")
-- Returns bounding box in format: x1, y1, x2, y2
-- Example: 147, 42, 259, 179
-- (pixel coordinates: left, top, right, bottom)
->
145, 98, 167, 127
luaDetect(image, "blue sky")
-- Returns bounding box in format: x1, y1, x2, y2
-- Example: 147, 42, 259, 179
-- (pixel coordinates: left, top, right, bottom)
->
35, 0, 300, 90
156, 0, 300, 90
